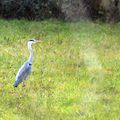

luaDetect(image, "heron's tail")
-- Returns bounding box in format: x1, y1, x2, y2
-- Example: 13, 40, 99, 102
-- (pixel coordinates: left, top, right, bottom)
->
13, 81, 19, 87
13, 84, 18, 87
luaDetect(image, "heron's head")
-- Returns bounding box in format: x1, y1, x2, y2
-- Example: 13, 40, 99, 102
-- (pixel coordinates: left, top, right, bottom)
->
28, 38, 41, 44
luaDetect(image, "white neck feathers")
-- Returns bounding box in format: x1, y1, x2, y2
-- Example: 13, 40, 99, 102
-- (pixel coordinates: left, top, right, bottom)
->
28, 42, 33, 63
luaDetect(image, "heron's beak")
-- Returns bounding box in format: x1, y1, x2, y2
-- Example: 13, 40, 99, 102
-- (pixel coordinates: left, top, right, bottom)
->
36, 40, 42, 43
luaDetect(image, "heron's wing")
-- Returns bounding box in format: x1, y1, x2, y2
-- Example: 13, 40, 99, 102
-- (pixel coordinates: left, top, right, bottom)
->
15, 61, 31, 83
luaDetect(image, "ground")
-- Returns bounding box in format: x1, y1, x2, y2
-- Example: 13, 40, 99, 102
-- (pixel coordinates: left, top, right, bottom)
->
0, 19, 120, 120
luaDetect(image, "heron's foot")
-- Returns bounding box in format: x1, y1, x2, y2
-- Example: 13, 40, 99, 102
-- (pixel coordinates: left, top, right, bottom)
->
22, 82, 26, 87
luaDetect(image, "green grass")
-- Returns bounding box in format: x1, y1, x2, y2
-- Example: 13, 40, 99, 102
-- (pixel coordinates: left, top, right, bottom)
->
0, 19, 120, 120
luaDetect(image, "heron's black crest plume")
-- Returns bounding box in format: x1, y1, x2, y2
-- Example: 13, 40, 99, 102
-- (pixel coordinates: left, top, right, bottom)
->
29, 40, 34, 41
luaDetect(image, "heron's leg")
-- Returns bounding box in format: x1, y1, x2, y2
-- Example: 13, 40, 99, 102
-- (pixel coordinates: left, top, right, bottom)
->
22, 81, 26, 87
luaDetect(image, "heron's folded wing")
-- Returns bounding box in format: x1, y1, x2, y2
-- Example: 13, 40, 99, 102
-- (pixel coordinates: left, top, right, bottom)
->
16, 62, 31, 81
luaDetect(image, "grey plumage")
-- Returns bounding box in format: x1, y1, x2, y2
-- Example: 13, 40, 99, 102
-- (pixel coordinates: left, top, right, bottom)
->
13, 61, 32, 87
13, 39, 40, 87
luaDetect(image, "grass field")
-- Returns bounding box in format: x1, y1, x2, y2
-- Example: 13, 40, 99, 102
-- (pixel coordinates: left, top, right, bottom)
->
0, 19, 120, 120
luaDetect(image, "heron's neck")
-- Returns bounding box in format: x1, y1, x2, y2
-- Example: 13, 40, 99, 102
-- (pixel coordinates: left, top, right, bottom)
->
28, 42, 33, 63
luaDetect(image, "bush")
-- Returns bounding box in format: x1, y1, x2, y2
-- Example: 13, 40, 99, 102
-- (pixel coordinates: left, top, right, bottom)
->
0, 0, 62, 20
0, 0, 120, 22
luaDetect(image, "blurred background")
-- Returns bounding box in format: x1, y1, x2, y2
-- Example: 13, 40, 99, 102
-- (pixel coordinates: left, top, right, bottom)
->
0, 0, 120, 22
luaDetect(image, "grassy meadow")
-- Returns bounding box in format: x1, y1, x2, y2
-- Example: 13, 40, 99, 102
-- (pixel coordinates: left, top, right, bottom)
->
0, 19, 120, 120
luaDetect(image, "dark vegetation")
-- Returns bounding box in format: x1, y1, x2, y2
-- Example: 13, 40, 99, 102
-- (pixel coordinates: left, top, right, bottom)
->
0, 0, 120, 22
0, 0, 62, 20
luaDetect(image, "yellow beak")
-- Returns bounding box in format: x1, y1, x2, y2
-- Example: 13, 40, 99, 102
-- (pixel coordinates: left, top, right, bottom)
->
36, 39, 42, 43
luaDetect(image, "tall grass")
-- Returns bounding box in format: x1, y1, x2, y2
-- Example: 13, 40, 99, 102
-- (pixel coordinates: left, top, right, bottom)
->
0, 19, 120, 120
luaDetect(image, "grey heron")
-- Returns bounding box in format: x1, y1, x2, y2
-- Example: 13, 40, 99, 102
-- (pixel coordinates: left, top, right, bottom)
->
13, 39, 40, 87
